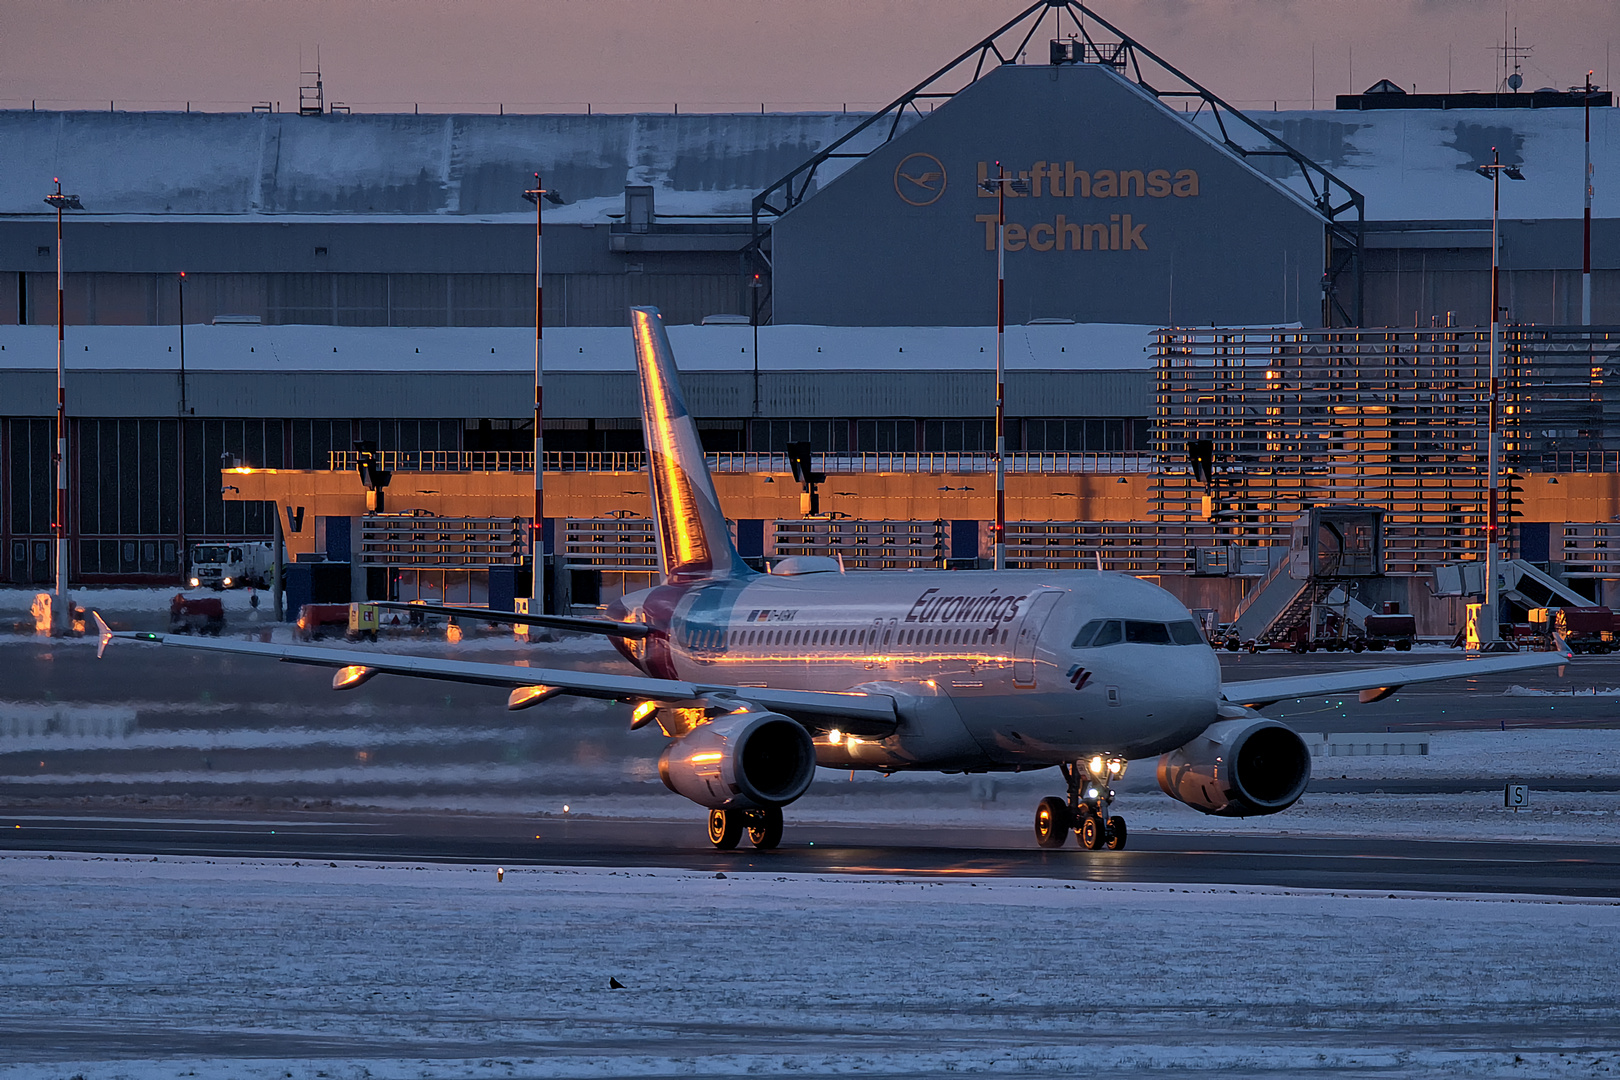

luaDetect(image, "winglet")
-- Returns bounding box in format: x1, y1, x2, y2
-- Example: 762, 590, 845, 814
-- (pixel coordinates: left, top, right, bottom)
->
1552, 631, 1575, 659
94, 612, 114, 659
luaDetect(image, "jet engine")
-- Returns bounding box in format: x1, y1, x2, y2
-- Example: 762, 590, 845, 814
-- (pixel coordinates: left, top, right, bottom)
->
1156, 717, 1311, 817
658, 711, 816, 810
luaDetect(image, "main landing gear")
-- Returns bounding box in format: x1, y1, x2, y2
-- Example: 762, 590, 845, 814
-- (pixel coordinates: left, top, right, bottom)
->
1034, 755, 1128, 851
708, 806, 783, 851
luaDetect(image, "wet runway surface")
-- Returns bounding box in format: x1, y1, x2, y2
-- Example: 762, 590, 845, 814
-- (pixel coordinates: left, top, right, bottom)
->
6, 807, 1619, 897
6, 631, 1620, 902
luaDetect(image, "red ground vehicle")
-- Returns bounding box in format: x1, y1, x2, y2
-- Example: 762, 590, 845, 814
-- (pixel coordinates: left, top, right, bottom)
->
1361, 610, 1416, 651
295, 603, 352, 641
168, 594, 225, 635
1551, 607, 1616, 653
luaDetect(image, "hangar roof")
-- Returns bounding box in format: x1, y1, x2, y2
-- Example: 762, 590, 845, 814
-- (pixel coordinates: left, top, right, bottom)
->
2, 98, 1611, 226
0, 321, 1157, 419
0, 110, 887, 223
0, 320, 1157, 373
1234, 107, 1619, 223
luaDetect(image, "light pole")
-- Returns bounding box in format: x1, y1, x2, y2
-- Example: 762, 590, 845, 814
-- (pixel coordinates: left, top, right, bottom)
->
1582, 71, 1596, 325
177, 271, 188, 591
44, 180, 82, 633
979, 164, 1030, 571
750, 272, 763, 418
1474, 148, 1525, 644
521, 175, 563, 612
177, 271, 188, 415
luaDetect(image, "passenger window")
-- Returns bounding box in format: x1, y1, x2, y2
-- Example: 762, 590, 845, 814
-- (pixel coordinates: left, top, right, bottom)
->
1124, 620, 1173, 644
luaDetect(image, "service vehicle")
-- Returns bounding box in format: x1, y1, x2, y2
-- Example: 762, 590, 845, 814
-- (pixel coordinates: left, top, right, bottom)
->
188, 542, 274, 590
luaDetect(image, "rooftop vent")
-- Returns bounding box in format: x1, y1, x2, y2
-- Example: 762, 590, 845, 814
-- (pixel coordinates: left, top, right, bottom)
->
625, 186, 654, 234
1363, 79, 1406, 95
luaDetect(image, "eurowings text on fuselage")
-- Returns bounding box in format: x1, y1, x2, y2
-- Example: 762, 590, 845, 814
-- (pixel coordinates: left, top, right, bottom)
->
607, 568, 1222, 770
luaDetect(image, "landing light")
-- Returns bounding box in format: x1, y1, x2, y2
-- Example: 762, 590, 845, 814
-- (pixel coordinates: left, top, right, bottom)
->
1086, 787, 1099, 799
507, 685, 559, 711
332, 665, 377, 690
827, 729, 843, 746
1089, 755, 1106, 777
630, 700, 659, 728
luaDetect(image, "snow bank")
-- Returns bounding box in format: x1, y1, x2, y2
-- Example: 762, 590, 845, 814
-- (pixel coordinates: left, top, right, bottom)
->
0, 853, 1615, 1077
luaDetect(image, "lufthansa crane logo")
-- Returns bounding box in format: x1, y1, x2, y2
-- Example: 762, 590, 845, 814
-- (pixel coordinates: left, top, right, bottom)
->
894, 152, 947, 206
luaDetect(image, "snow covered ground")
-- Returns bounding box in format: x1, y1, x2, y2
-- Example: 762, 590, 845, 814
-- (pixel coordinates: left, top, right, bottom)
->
0, 852, 1617, 1078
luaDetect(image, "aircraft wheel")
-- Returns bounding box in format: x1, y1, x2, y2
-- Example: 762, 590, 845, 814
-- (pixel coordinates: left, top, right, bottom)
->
1105, 816, 1128, 851
708, 808, 742, 850
746, 806, 784, 850
1079, 813, 1104, 850
1034, 796, 1070, 848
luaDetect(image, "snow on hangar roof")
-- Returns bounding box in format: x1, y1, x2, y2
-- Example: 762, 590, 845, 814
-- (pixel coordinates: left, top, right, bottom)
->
1, 102, 1612, 226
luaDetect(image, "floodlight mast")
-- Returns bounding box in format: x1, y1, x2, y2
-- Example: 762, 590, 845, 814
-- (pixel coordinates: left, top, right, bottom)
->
521, 176, 563, 610
979, 164, 1030, 571
1473, 147, 1526, 644
1583, 71, 1595, 325
43, 180, 82, 634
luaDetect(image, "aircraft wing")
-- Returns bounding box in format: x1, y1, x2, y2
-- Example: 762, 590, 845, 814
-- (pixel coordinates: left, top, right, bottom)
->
1221, 648, 1570, 709
368, 600, 652, 639
94, 617, 897, 733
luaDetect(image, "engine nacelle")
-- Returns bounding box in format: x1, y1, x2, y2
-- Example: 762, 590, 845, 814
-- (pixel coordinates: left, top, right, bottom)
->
658, 711, 816, 810
1156, 718, 1312, 817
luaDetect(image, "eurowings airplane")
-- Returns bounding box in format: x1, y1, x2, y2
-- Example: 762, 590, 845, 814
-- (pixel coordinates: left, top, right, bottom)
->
97, 307, 1568, 852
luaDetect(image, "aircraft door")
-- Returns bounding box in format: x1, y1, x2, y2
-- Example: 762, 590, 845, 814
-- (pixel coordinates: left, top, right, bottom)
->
1011, 591, 1062, 688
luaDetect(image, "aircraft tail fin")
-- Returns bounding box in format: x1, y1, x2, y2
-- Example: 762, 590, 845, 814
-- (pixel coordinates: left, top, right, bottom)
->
630, 307, 749, 582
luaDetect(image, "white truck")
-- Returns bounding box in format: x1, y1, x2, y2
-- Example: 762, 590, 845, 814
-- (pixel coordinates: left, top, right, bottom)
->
188, 542, 274, 590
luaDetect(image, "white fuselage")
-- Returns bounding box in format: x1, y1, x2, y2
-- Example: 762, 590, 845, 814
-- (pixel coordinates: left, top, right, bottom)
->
610, 568, 1221, 772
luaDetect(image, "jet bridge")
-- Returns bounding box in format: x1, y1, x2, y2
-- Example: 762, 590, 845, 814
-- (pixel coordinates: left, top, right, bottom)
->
1226, 507, 1383, 646
1432, 558, 1592, 614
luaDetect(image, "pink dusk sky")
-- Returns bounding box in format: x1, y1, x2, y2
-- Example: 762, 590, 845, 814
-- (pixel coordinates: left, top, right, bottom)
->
3, 1, 1614, 114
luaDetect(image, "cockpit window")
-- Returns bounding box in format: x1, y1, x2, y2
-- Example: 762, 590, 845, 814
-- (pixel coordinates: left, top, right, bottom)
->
1123, 620, 1172, 644
1168, 621, 1205, 645
1075, 618, 1206, 647
1072, 619, 1122, 647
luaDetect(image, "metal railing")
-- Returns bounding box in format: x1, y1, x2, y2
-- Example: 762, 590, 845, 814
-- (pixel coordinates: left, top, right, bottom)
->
328, 449, 1154, 475
357, 516, 524, 569
772, 519, 948, 569
562, 518, 660, 569
1528, 451, 1620, 474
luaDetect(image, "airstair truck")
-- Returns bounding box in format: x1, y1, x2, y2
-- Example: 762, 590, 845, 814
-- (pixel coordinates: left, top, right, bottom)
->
188, 542, 274, 590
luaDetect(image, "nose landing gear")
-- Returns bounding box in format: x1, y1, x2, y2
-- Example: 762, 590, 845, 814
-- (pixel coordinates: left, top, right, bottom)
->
1032, 756, 1128, 850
